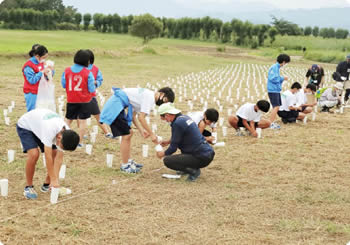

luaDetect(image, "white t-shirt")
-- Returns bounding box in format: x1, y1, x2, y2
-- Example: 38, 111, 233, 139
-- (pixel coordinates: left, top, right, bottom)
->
236, 103, 261, 122
123, 88, 155, 115
295, 89, 307, 106
279, 90, 297, 111
188, 111, 217, 129
17, 108, 68, 147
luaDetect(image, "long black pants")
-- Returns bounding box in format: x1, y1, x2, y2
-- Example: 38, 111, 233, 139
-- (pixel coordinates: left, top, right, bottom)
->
163, 153, 214, 173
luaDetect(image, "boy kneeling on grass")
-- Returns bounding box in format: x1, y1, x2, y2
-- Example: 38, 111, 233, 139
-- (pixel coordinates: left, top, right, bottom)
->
16, 108, 80, 200
188, 108, 219, 144
228, 100, 271, 137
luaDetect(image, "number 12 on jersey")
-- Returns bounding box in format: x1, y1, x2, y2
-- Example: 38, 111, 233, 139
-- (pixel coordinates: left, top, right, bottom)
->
68, 75, 83, 91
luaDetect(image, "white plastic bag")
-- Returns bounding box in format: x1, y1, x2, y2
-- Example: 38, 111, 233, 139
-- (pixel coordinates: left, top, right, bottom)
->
35, 74, 56, 112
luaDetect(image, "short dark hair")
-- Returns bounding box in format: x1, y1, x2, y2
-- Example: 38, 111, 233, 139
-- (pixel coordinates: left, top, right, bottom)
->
158, 87, 175, 103
205, 108, 219, 122
74, 49, 90, 67
291, 82, 302, 89
306, 83, 317, 92
257, 100, 270, 113
277, 54, 290, 64
86, 49, 95, 65
30, 45, 48, 58
28, 44, 40, 57
61, 130, 80, 151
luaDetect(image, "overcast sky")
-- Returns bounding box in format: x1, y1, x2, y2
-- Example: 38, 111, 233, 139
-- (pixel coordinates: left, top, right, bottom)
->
62, 0, 350, 16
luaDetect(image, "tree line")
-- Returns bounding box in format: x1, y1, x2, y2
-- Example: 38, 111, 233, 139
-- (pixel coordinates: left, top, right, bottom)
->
0, 0, 349, 47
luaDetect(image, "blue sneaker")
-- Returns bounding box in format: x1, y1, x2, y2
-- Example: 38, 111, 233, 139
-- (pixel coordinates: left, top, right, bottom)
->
269, 122, 281, 130
120, 163, 140, 173
128, 159, 143, 169
186, 169, 201, 182
23, 186, 38, 199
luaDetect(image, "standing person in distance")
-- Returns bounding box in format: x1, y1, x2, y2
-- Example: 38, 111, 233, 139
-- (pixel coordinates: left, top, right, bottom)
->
61, 49, 96, 147
22, 44, 54, 111
267, 54, 290, 129
335, 54, 350, 104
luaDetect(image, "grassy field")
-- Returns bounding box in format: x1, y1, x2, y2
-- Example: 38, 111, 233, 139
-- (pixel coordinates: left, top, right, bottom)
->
1, 30, 350, 245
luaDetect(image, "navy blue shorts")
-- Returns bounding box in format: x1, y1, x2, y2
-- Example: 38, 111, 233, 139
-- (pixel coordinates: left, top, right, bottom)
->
268, 93, 282, 108
16, 125, 56, 153
237, 116, 258, 128
109, 109, 131, 137
66, 102, 91, 120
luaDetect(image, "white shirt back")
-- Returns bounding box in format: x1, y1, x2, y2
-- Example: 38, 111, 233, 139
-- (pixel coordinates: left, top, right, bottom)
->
280, 90, 297, 111
236, 103, 261, 122
295, 89, 307, 106
123, 88, 155, 115
17, 108, 68, 147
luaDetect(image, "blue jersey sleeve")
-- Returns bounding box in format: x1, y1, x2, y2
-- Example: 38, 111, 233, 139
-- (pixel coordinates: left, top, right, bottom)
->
61, 72, 66, 88
88, 72, 96, 93
96, 70, 103, 88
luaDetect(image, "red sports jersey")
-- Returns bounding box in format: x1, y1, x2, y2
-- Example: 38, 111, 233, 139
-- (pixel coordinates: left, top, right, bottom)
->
90, 65, 99, 97
22, 60, 44, 94
64, 67, 92, 103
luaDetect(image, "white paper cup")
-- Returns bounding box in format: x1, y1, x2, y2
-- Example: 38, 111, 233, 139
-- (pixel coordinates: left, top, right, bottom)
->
340, 106, 344, 114
222, 126, 227, 137
0, 179, 9, 197
4, 117, 10, 125
155, 144, 163, 152
152, 124, 157, 133
59, 164, 66, 179
256, 128, 262, 138
50, 187, 59, 204
86, 118, 91, 126
85, 144, 92, 155
11, 101, 15, 107
303, 116, 308, 124
106, 154, 113, 168
92, 125, 98, 134
157, 136, 163, 144
214, 142, 225, 147
3, 109, 7, 117
227, 108, 232, 116
8, 106, 12, 113
142, 144, 149, 157
7, 150, 15, 163
90, 132, 97, 143
212, 132, 217, 144
312, 112, 316, 121
219, 117, 224, 127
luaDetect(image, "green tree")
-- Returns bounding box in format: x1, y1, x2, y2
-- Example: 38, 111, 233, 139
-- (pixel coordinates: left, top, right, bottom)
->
129, 13, 163, 44
312, 26, 319, 37
319, 27, 328, 38
268, 27, 278, 44
74, 12, 82, 29
304, 26, 312, 36
93, 13, 103, 31
112, 13, 121, 33
83, 13, 91, 31
220, 22, 232, 43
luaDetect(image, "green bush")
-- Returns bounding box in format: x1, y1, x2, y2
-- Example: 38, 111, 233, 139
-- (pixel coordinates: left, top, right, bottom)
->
216, 46, 226, 52
142, 47, 157, 54
56, 22, 78, 30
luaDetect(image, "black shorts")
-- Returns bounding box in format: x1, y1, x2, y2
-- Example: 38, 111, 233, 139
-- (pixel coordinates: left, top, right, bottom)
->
110, 109, 131, 137
268, 93, 282, 108
277, 110, 299, 121
237, 116, 258, 128
202, 129, 212, 137
88, 97, 100, 116
66, 102, 91, 120
16, 125, 56, 153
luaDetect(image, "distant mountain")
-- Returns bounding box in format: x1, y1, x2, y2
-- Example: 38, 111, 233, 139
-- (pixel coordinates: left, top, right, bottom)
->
200, 7, 350, 30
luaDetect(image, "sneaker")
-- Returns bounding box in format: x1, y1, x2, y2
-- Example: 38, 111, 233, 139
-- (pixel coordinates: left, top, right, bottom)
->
120, 163, 140, 173
77, 143, 84, 148
128, 159, 143, 169
186, 169, 201, 182
23, 186, 38, 199
105, 133, 113, 139
270, 122, 281, 130
40, 184, 50, 193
